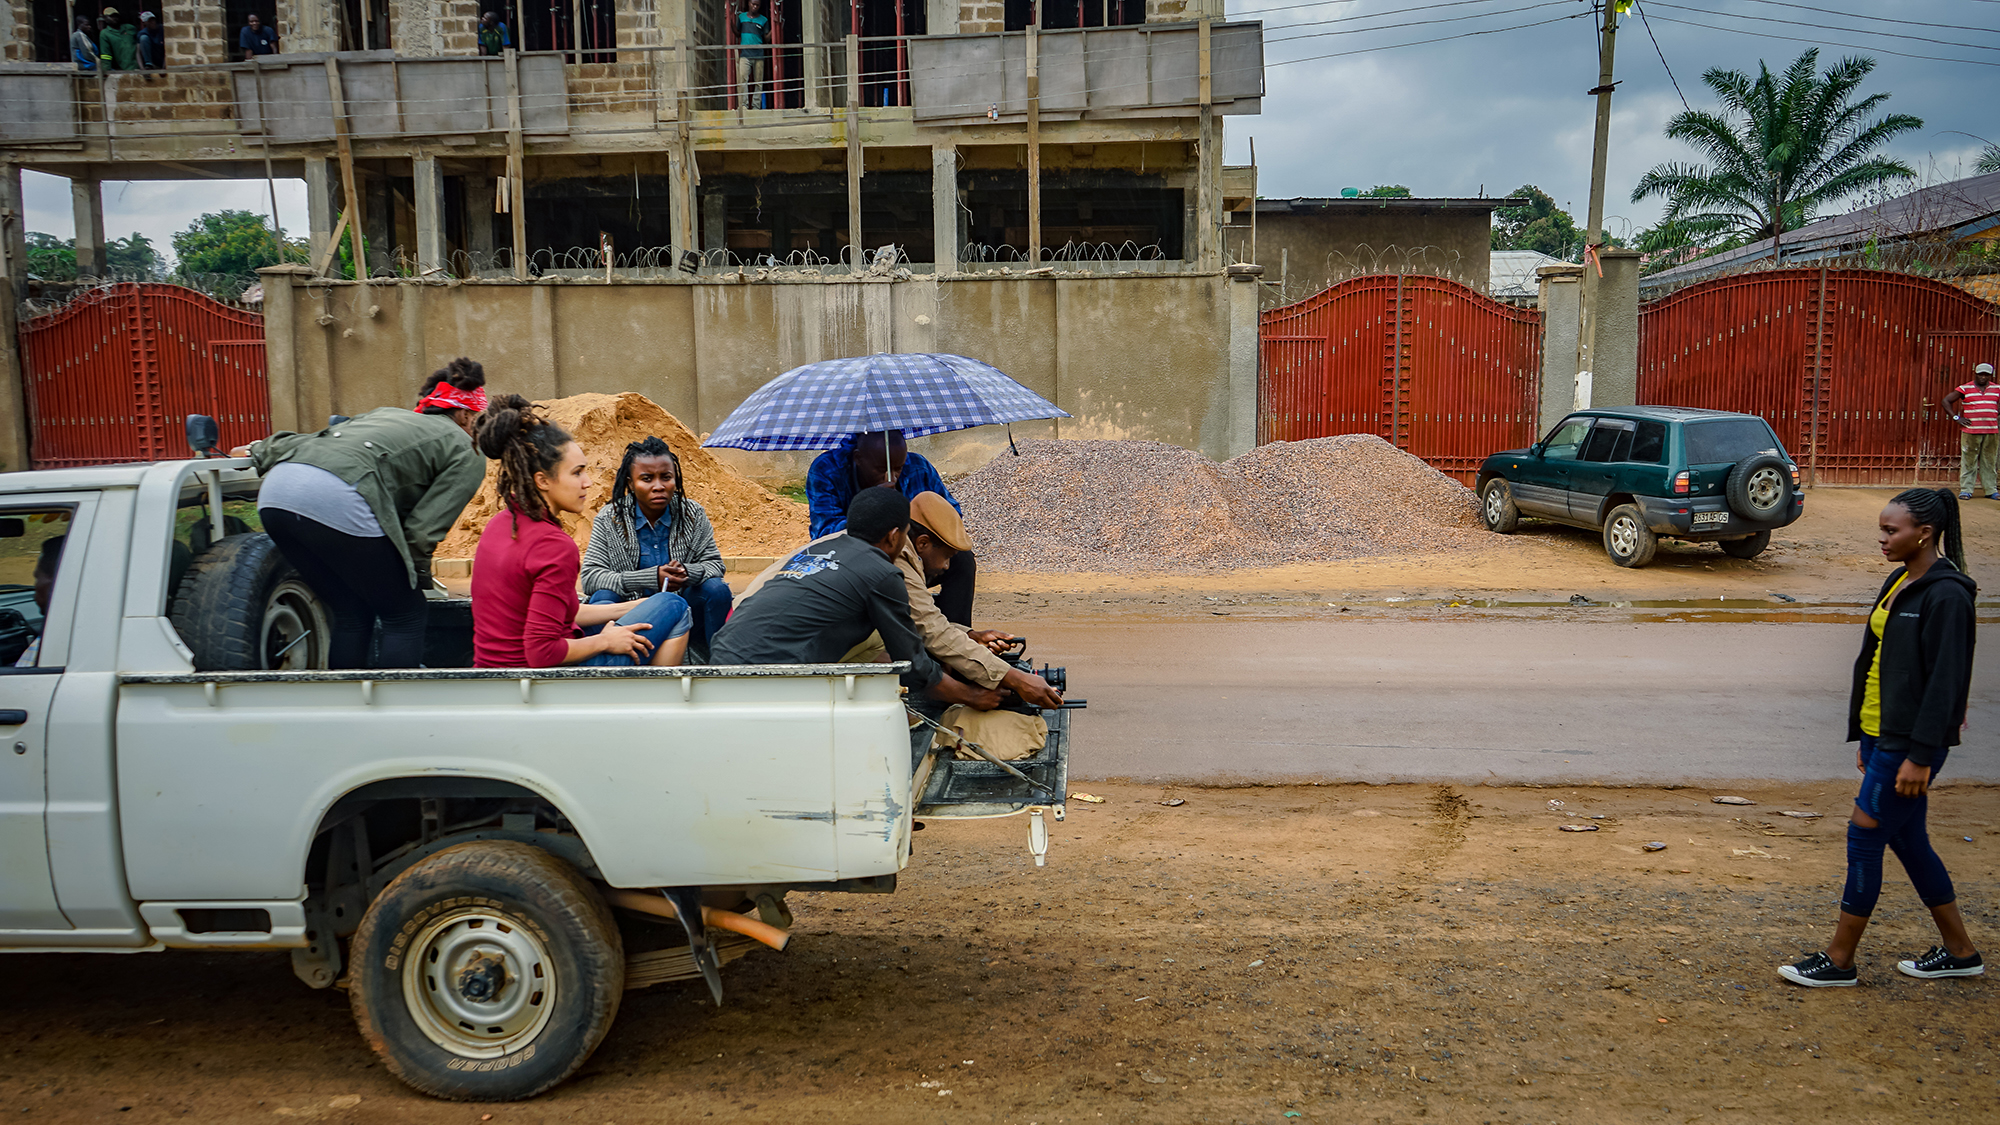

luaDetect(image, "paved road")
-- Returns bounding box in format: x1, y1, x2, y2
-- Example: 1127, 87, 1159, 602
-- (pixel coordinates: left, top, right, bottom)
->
1019, 618, 2000, 785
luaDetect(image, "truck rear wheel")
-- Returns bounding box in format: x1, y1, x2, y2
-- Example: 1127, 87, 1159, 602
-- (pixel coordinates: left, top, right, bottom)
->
169, 532, 330, 671
348, 841, 625, 1101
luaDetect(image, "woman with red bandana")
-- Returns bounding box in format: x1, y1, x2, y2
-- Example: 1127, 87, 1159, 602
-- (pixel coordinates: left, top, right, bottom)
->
241, 358, 491, 668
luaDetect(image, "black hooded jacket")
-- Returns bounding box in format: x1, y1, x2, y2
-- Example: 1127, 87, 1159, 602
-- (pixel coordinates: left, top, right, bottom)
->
1847, 558, 1977, 766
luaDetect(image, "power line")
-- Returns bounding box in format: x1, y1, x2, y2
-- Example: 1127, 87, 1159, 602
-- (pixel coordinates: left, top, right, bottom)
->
1265, 10, 1586, 68
1731, 0, 2000, 32
1645, 2, 2000, 53
1634, 2, 1689, 111
1263, 0, 1573, 46
1642, 11, 2000, 68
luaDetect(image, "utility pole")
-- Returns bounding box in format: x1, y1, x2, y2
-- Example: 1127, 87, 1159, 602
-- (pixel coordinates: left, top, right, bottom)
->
1574, 0, 1623, 398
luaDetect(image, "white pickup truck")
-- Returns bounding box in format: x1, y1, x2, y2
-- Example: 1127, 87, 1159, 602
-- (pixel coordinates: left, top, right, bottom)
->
0, 451, 1072, 1101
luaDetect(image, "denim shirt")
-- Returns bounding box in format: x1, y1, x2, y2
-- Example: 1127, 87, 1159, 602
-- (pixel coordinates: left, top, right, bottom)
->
633, 507, 674, 570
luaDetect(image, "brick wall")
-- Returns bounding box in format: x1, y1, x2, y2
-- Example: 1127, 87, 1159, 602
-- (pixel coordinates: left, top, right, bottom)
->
102, 70, 237, 126
959, 0, 1001, 34
163, 0, 229, 67
567, 61, 654, 115
3, 0, 32, 63
617, 0, 659, 52
436, 0, 480, 54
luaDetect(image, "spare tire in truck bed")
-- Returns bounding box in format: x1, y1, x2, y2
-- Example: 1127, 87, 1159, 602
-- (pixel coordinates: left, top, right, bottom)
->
169, 533, 331, 671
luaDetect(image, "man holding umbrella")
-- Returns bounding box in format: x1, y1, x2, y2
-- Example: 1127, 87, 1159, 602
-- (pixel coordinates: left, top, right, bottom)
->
805, 429, 978, 625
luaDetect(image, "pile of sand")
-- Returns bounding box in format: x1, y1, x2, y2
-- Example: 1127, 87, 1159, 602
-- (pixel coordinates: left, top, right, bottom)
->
954, 435, 1489, 573
437, 392, 807, 560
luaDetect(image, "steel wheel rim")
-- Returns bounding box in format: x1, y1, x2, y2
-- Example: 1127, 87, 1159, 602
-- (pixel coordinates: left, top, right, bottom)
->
401, 908, 557, 1058
1609, 516, 1638, 557
1484, 486, 1505, 525
1747, 467, 1783, 511
261, 578, 325, 670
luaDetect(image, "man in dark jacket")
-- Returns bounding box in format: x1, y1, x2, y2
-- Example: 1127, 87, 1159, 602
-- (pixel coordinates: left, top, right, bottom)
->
712, 488, 995, 709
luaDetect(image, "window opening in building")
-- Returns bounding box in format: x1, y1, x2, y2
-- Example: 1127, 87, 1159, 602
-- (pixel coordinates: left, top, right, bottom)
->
960, 170, 1182, 262
31, 0, 82, 64
1008, 0, 1142, 32
490, 0, 613, 59
850, 0, 925, 107
710, 0, 803, 111
331, 0, 390, 53
525, 174, 679, 268
701, 169, 934, 266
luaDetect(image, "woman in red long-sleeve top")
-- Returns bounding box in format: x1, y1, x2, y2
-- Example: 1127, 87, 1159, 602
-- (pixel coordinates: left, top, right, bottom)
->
470, 396, 691, 668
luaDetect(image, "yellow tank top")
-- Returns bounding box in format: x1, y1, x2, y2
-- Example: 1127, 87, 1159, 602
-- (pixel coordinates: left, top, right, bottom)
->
1861, 572, 1910, 737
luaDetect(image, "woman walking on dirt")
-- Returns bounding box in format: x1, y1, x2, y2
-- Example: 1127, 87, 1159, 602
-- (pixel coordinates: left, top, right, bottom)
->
1779, 487, 1983, 987
469, 396, 691, 669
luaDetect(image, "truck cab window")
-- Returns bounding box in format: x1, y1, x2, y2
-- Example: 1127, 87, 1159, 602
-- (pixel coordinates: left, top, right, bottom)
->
1539, 417, 1592, 461
0, 510, 74, 668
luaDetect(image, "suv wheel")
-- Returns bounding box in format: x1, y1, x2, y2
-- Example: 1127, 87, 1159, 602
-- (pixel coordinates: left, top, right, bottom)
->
1602, 504, 1658, 568
1480, 479, 1520, 533
1725, 454, 1791, 522
1720, 530, 1772, 560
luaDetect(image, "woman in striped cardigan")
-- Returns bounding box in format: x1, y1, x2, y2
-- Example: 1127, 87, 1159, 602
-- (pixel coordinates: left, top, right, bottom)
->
580, 438, 734, 654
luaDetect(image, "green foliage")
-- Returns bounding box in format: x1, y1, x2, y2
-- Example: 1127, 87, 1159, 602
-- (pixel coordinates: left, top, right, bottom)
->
1631, 49, 1922, 246
25, 232, 76, 281
1491, 185, 1584, 259
170, 210, 307, 281
1360, 185, 1413, 198
106, 232, 167, 279
1978, 143, 2000, 176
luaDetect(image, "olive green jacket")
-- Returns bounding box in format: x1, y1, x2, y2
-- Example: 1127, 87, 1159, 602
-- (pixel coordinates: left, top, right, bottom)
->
249, 408, 485, 588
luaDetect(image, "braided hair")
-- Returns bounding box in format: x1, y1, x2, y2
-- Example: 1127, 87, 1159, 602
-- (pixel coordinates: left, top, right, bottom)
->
1889, 487, 1966, 573
474, 394, 573, 528
416, 357, 485, 414
608, 436, 689, 548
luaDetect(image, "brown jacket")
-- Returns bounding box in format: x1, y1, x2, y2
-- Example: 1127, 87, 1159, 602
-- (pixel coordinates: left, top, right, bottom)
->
741, 534, 1011, 688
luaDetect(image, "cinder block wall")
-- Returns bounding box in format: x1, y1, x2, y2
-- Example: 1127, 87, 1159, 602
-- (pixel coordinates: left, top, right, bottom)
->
163, 0, 230, 66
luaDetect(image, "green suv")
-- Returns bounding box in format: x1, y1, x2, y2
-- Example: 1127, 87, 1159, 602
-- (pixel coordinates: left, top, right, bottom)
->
1474, 407, 1803, 567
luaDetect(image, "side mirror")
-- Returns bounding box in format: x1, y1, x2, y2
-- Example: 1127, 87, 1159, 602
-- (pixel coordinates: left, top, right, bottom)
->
186, 414, 220, 458
0, 518, 23, 539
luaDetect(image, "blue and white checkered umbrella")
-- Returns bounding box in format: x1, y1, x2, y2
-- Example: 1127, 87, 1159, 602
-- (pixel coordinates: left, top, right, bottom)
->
702, 352, 1069, 451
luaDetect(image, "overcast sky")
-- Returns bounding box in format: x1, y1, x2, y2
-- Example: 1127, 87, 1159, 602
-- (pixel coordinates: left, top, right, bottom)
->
21, 0, 1999, 263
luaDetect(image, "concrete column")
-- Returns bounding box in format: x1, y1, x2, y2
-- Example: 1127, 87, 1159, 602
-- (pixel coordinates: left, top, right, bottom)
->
1536, 263, 1584, 433
802, 0, 826, 109
702, 191, 725, 255
0, 278, 27, 473
0, 164, 28, 289
71, 178, 106, 278
304, 157, 337, 268
1590, 249, 1643, 408
363, 174, 393, 275
412, 154, 446, 274
1196, 108, 1217, 270
668, 147, 694, 257
257, 265, 307, 434
1225, 264, 1263, 457
931, 143, 957, 274
464, 176, 497, 261
926, 0, 956, 34
286, 0, 343, 53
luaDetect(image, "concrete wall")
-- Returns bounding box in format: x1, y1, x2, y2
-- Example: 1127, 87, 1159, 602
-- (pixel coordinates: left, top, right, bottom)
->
1589, 249, 1641, 410
1535, 263, 1582, 436
260, 266, 1258, 482
1242, 209, 1494, 304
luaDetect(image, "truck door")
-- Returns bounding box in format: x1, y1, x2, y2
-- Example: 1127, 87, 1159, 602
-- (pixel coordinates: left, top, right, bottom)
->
0, 506, 78, 931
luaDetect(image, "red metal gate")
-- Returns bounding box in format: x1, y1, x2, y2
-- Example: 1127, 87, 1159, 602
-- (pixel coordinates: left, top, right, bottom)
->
19, 283, 267, 469
1259, 274, 1543, 478
1637, 269, 2000, 484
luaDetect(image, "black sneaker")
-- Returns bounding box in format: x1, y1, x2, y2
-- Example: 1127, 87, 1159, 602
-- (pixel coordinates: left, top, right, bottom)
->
1778, 952, 1859, 988
1897, 946, 1985, 979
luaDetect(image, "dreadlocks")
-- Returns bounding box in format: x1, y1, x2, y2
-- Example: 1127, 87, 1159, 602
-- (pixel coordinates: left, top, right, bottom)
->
474, 394, 573, 528
1890, 487, 1966, 574
608, 436, 689, 549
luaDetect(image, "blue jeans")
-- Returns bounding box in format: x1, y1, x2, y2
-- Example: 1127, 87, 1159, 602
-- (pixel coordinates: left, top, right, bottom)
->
1842, 735, 1956, 917
579, 590, 692, 666
679, 575, 735, 649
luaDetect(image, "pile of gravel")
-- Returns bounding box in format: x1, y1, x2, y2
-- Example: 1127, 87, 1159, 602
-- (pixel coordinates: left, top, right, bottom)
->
955, 435, 1490, 573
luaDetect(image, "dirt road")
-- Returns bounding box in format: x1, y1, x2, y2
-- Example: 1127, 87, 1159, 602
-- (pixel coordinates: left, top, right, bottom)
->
9, 783, 1997, 1123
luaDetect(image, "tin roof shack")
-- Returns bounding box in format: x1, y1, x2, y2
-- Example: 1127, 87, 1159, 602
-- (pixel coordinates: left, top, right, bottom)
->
0, 0, 1270, 474
1234, 195, 1520, 306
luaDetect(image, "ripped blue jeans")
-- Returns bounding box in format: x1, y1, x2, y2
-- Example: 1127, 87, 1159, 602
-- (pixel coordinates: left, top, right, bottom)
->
1842, 735, 1957, 917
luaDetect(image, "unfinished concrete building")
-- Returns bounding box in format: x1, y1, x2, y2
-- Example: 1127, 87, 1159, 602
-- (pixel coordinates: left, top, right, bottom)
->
0, 0, 1262, 276
0, 0, 1268, 475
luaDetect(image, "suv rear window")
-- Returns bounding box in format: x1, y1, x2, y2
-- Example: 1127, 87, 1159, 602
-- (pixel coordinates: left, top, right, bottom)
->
1631, 421, 1666, 463
1684, 418, 1780, 464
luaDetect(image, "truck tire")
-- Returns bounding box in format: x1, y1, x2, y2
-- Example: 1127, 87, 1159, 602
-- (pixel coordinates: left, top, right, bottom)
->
1602, 504, 1658, 568
1480, 478, 1520, 533
169, 533, 330, 671
1720, 530, 1772, 560
348, 841, 625, 1101
1725, 454, 1790, 522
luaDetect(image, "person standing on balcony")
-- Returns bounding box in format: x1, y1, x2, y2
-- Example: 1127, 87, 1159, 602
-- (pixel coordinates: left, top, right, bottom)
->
734, 0, 772, 110
137, 12, 164, 69
477, 11, 512, 56
1943, 362, 2000, 501
97, 10, 139, 72
240, 12, 279, 56
70, 16, 98, 71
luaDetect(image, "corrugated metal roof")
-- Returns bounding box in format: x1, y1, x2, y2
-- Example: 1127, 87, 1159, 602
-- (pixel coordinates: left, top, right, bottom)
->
1646, 170, 2000, 284
1255, 196, 1526, 214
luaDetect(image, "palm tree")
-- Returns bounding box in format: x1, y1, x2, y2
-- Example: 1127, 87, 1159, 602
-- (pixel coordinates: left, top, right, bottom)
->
1979, 143, 2000, 175
1631, 49, 1922, 257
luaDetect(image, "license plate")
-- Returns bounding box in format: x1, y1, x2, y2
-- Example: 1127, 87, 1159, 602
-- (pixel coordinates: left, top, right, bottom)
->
1692, 511, 1729, 525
